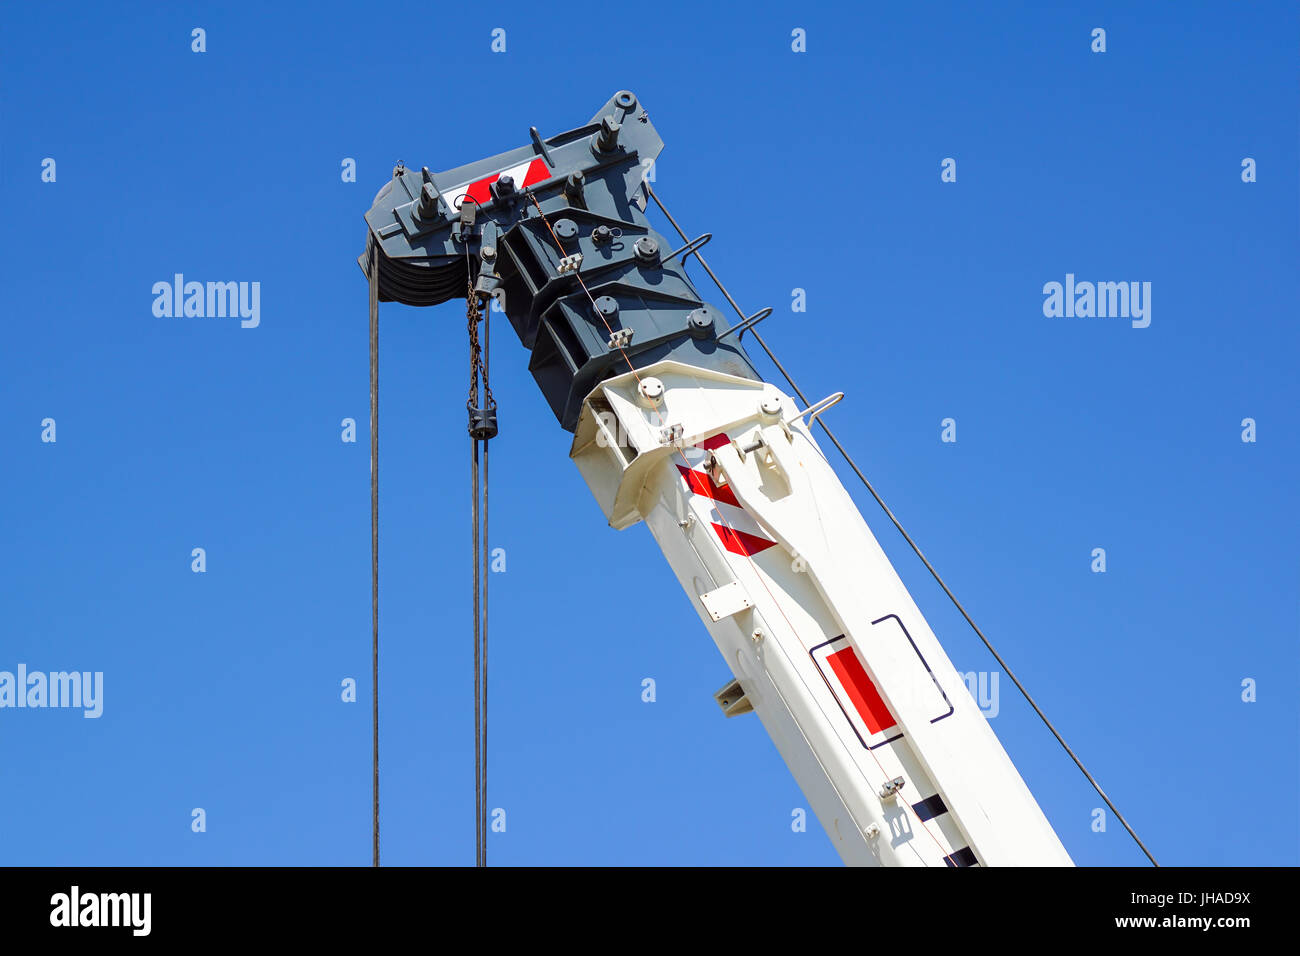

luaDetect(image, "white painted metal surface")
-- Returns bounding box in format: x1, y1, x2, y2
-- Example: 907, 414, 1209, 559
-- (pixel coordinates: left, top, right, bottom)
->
699, 581, 754, 622
571, 360, 1073, 867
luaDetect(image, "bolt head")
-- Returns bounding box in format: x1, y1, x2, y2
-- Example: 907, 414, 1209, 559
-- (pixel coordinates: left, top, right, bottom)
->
481, 245, 496, 261
634, 236, 659, 263
761, 396, 782, 416
639, 377, 665, 401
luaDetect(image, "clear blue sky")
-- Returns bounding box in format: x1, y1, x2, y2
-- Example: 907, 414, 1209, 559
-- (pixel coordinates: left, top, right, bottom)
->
1, 2, 1295, 866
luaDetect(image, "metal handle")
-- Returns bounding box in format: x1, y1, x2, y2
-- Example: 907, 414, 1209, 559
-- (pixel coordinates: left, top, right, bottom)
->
716, 307, 772, 342
784, 391, 844, 428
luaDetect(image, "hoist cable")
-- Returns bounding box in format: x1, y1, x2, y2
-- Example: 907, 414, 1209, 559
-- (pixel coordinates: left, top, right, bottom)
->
472, 436, 482, 865
468, 284, 483, 867
482, 303, 491, 867
368, 236, 380, 868
643, 184, 1159, 867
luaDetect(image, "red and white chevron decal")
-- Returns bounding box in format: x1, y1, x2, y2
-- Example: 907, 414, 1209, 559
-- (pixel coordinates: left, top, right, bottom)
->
445, 158, 551, 210
678, 434, 778, 557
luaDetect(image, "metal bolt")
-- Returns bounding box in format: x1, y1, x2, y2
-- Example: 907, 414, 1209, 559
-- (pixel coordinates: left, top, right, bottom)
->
760, 396, 782, 416
688, 307, 715, 334
592, 225, 613, 245
481, 245, 496, 261
495, 174, 515, 195
639, 377, 665, 401
594, 295, 619, 319
634, 236, 659, 264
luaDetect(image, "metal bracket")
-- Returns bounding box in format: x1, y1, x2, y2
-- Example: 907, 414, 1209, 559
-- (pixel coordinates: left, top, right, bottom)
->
452, 197, 480, 244
474, 221, 502, 298
699, 581, 754, 622
713, 677, 754, 718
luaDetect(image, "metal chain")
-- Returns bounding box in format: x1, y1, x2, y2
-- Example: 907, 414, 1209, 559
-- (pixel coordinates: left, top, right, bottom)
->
467, 283, 496, 413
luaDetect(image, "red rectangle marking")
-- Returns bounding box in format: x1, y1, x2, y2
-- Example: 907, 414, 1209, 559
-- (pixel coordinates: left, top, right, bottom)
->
826, 647, 896, 735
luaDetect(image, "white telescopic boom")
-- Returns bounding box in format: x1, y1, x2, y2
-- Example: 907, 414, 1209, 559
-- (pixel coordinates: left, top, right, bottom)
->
572, 360, 1073, 867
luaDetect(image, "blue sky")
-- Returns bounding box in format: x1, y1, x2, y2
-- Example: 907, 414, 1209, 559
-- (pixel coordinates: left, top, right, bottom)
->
1, 2, 1295, 866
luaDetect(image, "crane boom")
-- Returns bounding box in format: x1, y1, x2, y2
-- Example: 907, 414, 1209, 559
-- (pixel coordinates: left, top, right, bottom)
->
360, 90, 1072, 866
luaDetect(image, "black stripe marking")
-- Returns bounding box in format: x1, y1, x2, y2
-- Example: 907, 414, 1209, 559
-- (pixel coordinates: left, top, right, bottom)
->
912, 794, 948, 822
944, 846, 978, 868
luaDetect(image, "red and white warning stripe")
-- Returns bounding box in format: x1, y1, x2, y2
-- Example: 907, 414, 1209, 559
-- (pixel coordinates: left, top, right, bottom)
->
678, 434, 778, 557
444, 157, 551, 210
